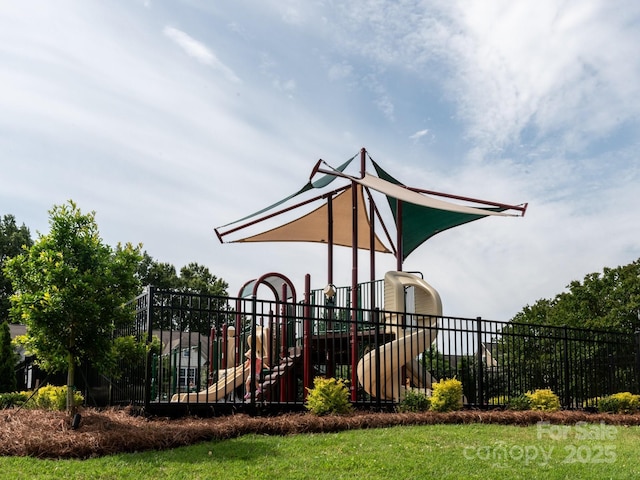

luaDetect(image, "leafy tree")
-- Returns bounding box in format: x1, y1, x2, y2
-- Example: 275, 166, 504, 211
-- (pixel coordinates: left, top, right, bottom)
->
138, 256, 231, 332
136, 251, 179, 290
497, 259, 640, 405
179, 262, 228, 296
137, 255, 228, 297
3, 201, 142, 411
0, 321, 16, 393
0, 215, 33, 322
511, 259, 640, 332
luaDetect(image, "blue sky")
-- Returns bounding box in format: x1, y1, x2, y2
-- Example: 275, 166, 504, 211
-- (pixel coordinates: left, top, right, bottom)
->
1, 0, 639, 320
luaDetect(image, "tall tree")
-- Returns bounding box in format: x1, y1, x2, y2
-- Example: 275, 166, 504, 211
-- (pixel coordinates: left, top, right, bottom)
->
498, 258, 640, 403
136, 251, 180, 290
510, 259, 640, 332
179, 262, 228, 296
0, 321, 16, 393
4, 201, 142, 411
0, 215, 33, 322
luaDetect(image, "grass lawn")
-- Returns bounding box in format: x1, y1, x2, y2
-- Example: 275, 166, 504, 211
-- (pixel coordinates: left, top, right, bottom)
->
1, 422, 639, 479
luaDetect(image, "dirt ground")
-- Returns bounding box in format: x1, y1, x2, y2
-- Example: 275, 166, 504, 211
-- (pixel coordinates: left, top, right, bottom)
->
1, 408, 639, 459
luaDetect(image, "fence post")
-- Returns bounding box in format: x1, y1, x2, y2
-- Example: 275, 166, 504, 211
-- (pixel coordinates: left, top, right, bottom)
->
475, 317, 484, 408
562, 326, 570, 409
143, 286, 154, 410
374, 308, 381, 409
249, 295, 258, 404
635, 331, 640, 393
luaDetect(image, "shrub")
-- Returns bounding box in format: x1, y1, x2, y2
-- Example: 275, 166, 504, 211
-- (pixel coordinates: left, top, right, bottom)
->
507, 394, 532, 411
598, 392, 640, 414
397, 389, 431, 413
0, 391, 29, 409
430, 378, 463, 412
526, 389, 560, 412
305, 377, 352, 416
26, 385, 84, 411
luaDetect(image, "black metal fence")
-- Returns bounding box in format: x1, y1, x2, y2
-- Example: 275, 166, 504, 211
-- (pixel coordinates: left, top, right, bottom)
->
110, 286, 639, 414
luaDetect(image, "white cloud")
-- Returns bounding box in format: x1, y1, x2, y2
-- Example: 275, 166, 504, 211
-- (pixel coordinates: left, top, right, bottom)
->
410, 129, 429, 141
163, 26, 241, 83
432, 0, 640, 154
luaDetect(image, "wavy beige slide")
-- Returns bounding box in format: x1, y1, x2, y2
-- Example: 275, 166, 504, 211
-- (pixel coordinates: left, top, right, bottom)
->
357, 271, 441, 401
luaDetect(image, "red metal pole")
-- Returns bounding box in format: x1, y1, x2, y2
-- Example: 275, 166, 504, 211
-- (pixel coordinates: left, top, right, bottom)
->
396, 199, 403, 271
303, 274, 312, 399
280, 283, 288, 402
350, 180, 359, 402
327, 193, 334, 285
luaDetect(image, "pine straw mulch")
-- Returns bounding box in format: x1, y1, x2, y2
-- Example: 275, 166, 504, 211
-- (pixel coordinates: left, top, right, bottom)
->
2, 408, 640, 459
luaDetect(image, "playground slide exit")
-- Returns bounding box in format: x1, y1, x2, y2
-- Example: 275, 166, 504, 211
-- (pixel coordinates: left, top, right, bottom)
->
356, 271, 442, 401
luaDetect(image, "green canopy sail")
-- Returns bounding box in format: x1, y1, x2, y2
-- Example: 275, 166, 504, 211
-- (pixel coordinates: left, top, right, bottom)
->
371, 160, 506, 260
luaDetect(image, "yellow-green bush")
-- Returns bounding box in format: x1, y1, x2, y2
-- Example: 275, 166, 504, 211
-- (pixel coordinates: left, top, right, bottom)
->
525, 389, 560, 412
305, 377, 352, 416
598, 392, 640, 414
430, 378, 463, 412
27, 385, 84, 411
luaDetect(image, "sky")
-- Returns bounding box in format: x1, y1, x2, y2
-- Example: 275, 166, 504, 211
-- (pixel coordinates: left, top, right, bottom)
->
1, 0, 639, 321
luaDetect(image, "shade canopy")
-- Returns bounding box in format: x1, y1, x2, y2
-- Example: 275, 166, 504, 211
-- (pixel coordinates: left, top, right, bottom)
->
215, 149, 527, 265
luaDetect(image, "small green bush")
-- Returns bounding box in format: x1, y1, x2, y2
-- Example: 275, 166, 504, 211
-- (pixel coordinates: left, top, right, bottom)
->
397, 389, 431, 413
507, 394, 531, 411
305, 377, 352, 416
598, 392, 640, 414
0, 391, 29, 409
430, 378, 463, 412
526, 389, 560, 412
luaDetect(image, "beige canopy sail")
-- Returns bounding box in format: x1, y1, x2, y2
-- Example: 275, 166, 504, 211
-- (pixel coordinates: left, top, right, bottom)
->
350, 173, 517, 218
234, 184, 391, 253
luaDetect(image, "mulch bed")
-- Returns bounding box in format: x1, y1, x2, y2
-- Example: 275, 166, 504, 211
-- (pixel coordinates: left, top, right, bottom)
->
1, 408, 639, 459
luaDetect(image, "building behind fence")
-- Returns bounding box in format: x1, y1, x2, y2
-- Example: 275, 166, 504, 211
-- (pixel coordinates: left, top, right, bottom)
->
110, 279, 640, 414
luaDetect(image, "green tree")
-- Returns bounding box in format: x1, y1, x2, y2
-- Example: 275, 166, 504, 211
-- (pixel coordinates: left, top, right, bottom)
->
511, 259, 640, 332
179, 263, 230, 333
3, 201, 142, 411
138, 256, 230, 332
498, 259, 640, 405
0, 215, 33, 322
0, 321, 16, 393
136, 251, 180, 290
179, 262, 228, 296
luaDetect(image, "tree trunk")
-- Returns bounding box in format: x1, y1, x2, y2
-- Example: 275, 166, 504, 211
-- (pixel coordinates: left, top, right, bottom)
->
67, 352, 76, 414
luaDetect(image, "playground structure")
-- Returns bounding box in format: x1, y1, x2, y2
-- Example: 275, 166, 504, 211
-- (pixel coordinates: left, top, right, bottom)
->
162, 269, 445, 406
109, 150, 639, 412
122, 148, 525, 409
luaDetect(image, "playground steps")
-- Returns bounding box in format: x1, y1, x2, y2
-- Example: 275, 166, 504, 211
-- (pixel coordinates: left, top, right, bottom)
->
260, 347, 303, 393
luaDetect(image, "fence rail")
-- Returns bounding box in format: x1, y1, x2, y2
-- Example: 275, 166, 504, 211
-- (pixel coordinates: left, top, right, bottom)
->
111, 287, 640, 413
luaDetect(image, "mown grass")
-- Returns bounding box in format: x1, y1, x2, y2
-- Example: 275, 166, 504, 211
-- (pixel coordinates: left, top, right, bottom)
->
1, 423, 639, 479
